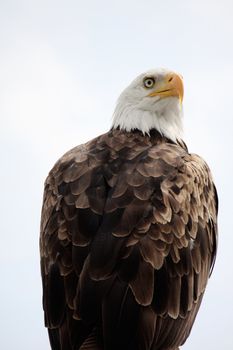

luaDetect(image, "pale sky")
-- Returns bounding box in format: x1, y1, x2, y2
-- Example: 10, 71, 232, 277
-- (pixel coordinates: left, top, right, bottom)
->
0, 0, 233, 349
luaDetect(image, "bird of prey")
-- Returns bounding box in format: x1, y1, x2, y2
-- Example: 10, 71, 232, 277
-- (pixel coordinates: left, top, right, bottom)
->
40, 68, 218, 350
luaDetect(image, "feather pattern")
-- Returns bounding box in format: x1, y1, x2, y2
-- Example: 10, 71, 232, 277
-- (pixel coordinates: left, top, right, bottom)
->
40, 128, 218, 350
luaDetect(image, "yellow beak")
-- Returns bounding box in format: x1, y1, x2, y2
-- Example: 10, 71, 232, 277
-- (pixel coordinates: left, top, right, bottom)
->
148, 72, 184, 103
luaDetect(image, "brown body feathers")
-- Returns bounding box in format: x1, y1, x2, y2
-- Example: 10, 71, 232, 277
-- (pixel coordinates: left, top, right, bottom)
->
40, 128, 218, 350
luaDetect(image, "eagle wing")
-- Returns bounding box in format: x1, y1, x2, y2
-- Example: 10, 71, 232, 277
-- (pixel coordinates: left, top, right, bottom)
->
40, 130, 218, 350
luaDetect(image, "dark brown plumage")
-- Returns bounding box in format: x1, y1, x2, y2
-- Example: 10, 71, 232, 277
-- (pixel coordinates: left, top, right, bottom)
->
40, 128, 218, 350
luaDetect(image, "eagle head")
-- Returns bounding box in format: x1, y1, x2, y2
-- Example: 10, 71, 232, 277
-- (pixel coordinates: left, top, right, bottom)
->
112, 68, 184, 143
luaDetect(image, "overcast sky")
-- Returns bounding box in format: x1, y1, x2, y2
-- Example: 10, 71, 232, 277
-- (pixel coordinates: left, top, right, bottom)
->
0, 0, 233, 349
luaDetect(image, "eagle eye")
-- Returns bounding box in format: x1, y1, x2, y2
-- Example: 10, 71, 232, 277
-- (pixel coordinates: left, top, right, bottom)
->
143, 77, 156, 89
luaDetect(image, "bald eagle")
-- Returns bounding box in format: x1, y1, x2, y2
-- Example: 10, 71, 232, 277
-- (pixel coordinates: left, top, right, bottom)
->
40, 68, 218, 350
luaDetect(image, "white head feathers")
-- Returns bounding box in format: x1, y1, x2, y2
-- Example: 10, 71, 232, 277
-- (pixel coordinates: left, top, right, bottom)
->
112, 68, 184, 143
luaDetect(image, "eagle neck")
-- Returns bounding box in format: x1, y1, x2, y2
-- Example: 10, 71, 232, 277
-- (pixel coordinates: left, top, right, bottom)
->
112, 99, 183, 143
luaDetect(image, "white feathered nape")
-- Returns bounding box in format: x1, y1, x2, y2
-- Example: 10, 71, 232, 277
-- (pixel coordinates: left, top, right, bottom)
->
112, 69, 184, 143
